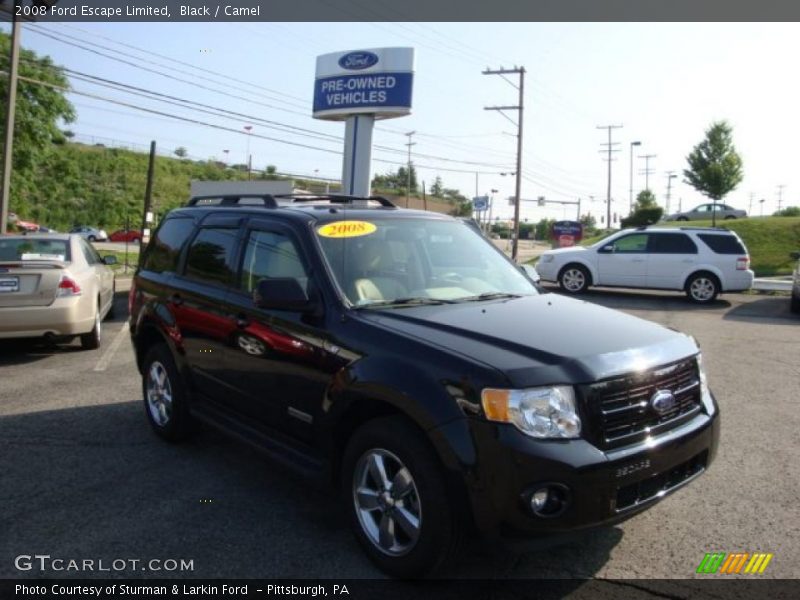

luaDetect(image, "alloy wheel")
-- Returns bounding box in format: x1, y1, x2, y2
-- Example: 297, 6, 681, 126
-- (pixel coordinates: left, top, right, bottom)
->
562, 268, 586, 292
146, 361, 173, 426
353, 449, 422, 556
690, 277, 716, 302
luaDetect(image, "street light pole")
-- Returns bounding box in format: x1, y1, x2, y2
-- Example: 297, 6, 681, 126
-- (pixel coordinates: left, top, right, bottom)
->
405, 131, 416, 207
243, 125, 253, 180
629, 140, 641, 214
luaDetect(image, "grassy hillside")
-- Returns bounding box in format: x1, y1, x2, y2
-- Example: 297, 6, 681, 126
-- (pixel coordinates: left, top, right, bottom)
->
580, 217, 800, 276
10, 142, 461, 232
9, 142, 289, 231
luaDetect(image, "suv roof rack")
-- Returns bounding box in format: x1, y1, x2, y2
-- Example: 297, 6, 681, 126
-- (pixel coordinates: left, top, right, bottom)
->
186, 193, 397, 209
678, 226, 728, 232
187, 194, 278, 208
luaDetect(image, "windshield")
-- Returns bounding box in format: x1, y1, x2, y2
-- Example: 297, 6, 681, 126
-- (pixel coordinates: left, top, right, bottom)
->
315, 217, 538, 307
0, 238, 70, 262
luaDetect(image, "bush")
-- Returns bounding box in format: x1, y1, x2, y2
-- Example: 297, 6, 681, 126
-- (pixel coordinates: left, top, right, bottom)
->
621, 206, 664, 228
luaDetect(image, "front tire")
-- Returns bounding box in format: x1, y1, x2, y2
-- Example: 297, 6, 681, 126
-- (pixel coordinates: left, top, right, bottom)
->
685, 272, 720, 304
342, 416, 463, 578
677, 216, 689, 222
559, 264, 590, 294
142, 344, 193, 442
791, 293, 800, 314
88, 235, 96, 242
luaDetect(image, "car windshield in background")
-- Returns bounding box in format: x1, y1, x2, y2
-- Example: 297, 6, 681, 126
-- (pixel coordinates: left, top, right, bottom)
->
315, 217, 537, 307
0, 238, 70, 262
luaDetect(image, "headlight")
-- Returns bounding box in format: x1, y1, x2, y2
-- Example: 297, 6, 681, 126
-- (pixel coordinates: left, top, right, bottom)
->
482, 385, 581, 439
539, 254, 554, 263
696, 353, 715, 415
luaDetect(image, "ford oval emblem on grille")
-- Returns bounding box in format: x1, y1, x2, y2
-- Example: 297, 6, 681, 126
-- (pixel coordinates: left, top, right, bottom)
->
338, 51, 379, 70
650, 389, 676, 414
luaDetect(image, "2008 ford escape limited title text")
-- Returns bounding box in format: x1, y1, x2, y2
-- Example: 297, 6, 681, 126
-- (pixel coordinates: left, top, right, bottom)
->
129, 193, 720, 577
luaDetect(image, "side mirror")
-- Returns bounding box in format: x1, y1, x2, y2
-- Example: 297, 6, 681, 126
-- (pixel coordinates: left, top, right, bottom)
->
599, 245, 614, 254
102, 255, 117, 265
254, 278, 313, 312
519, 264, 541, 283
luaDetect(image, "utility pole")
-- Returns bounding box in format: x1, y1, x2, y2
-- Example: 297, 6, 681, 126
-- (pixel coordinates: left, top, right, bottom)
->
0, 12, 21, 234
404, 131, 416, 208
777, 184, 786, 214
665, 171, 677, 215
629, 140, 641, 214
484, 66, 525, 261
243, 125, 253, 180
140, 141, 156, 246
749, 192, 754, 216
638, 154, 657, 191
597, 124, 623, 230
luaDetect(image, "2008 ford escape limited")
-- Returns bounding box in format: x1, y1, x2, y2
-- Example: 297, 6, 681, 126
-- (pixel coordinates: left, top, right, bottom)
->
129, 194, 719, 577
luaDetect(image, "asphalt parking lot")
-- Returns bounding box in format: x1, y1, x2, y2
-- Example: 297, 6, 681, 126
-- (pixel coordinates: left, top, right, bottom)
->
1, 284, 798, 580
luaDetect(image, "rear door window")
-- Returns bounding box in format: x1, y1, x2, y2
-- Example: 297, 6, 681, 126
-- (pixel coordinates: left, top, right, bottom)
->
240, 230, 309, 294
697, 234, 747, 254
141, 218, 194, 274
184, 228, 239, 287
649, 233, 698, 254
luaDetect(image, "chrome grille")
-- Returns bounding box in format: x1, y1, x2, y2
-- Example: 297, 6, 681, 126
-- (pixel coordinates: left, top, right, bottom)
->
585, 358, 702, 449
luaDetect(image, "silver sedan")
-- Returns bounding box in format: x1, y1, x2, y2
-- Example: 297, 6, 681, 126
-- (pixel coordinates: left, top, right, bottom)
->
0, 234, 116, 349
665, 203, 747, 221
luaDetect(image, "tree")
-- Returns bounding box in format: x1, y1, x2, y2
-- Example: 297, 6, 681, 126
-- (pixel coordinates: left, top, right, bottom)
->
430, 176, 444, 197
173, 146, 188, 159
683, 121, 744, 226
774, 206, 800, 217
1, 32, 75, 218
579, 213, 597, 230
263, 165, 278, 180
621, 190, 664, 227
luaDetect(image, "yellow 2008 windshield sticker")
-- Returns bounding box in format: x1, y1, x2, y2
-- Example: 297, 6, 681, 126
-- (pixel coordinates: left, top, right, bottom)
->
317, 221, 377, 238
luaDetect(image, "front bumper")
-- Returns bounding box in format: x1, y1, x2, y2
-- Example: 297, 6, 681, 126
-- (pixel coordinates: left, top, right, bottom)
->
446, 403, 720, 539
535, 260, 559, 282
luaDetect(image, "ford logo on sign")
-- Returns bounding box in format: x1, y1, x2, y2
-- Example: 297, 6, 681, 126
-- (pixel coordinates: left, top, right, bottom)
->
339, 51, 379, 70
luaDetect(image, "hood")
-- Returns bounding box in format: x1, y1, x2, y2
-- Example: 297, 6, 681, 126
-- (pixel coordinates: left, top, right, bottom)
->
355, 294, 697, 387
541, 246, 590, 258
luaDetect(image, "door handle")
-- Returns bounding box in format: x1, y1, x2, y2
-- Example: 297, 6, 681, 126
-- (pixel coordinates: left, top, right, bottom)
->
235, 314, 249, 329
169, 293, 183, 306
682, 259, 695, 263
631, 258, 646, 263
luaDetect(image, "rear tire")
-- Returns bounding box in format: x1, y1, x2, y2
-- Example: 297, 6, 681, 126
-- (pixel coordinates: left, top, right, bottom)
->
88, 235, 96, 242
142, 344, 193, 442
791, 294, 800, 314
558, 264, 590, 294
80, 302, 102, 350
685, 272, 720, 304
677, 216, 689, 222
342, 416, 464, 578
724, 215, 736, 220
105, 282, 116, 320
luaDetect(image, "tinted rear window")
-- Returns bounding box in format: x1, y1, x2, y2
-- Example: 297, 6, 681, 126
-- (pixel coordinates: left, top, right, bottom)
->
0, 238, 70, 262
184, 228, 239, 286
649, 233, 698, 254
141, 218, 194, 274
698, 234, 747, 254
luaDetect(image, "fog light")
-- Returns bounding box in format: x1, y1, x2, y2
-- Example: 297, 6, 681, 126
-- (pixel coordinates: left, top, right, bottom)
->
531, 488, 549, 511
526, 484, 569, 518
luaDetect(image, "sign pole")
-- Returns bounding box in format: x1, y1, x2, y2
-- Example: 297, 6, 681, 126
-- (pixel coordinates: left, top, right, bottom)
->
341, 115, 374, 197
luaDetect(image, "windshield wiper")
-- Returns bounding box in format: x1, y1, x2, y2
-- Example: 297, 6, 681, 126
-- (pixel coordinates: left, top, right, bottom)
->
357, 297, 457, 309
453, 292, 523, 303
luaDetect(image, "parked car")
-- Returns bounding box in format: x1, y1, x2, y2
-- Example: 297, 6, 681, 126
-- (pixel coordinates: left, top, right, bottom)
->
536, 226, 753, 303
37, 226, 58, 233
791, 251, 800, 314
664, 203, 746, 221
129, 194, 719, 577
109, 228, 143, 243
70, 226, 108, 242
0, 234, 116, 349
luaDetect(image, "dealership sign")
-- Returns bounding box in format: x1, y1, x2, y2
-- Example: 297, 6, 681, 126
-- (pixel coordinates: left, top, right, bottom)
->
313, 48, 415, 121
551, 221, 584, 248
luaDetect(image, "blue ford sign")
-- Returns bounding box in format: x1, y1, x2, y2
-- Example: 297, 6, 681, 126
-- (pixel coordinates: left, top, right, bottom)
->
314, 47, 414, 121
338, 51, 379, 71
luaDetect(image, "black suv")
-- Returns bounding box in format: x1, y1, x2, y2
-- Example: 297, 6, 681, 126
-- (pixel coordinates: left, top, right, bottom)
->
129, 194, 720, 577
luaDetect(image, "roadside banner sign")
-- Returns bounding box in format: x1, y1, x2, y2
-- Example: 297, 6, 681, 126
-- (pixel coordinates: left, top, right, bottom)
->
551, 220, 584, 248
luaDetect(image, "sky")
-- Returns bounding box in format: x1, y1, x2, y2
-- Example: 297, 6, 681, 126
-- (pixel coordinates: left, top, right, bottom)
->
3, 20, 799, 223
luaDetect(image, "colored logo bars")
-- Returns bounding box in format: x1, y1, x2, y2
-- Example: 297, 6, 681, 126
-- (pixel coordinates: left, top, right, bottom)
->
696, 552, 773, 574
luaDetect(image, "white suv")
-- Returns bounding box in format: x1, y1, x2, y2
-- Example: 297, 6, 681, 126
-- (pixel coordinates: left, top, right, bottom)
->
536, 226, 754, 303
